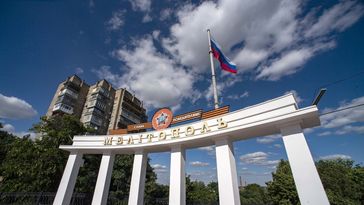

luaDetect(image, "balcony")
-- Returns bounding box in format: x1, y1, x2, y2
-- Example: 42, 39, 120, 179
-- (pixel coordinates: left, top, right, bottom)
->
87, 100, 106, 111
90, 116, 103, 126
91, 87, 110, 98
83, 115, 103, 127
59, 88, 78, 99
52, 103, 74, 114
84, 107, 105, 118
120, 110, 141, 124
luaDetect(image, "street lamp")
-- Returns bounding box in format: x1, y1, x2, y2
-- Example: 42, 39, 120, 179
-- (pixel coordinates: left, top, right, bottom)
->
312, 88, 327, 105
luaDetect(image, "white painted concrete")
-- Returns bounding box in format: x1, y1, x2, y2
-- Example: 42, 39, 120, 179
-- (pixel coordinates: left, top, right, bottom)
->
128, 151, 147, 205
215, 139, 241, 205
53, 152, 83, 205
91, 153, 115, 205
63, 94, 320, 153
169, 146, 186, 205
281, 124, 330, 205
54, 94, 328, 205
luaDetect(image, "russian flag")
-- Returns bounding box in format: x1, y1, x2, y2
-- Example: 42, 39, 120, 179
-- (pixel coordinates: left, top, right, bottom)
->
210, 38, 237, 74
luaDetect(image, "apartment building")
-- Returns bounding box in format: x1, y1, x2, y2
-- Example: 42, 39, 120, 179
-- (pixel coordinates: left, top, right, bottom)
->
108, 88, 148, 131
46, 75, 89, 118
80, 80, 115, 134
46, 75, 147, 134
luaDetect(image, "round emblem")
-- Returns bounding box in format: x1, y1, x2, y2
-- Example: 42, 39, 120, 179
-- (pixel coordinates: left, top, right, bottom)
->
152, 108, 173, 130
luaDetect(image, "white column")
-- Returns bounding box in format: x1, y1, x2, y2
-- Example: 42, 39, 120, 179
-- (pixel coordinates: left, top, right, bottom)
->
128, 151, 147, 205
169, 146, 186, 205
215, 139, 241, 205
53, 152, 83, 205
281, 124, 330, 205
91, 153, 115, 205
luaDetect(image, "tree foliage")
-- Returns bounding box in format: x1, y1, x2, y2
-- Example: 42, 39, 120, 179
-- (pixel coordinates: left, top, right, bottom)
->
240, 183, 270, 205
267, 159, 364, 205
2, 118, 364, 204
0, 126, 16, 169
316, 159, 364, 205
266, 160, 299, 205
0, 115, 167, 204
186, 176, 218, 204
0, 115, 88, 192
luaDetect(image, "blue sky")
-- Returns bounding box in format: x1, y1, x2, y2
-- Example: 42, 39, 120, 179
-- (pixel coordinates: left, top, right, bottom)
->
1, 0, 364, 185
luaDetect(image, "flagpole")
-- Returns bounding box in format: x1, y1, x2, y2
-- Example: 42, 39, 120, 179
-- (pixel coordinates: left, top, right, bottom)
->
207, 29, 219, 109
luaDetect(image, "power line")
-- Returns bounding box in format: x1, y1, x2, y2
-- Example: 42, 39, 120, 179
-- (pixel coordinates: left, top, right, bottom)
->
319, 70, 364, 88
320, 103, 364, 116
311, 70, 364, 106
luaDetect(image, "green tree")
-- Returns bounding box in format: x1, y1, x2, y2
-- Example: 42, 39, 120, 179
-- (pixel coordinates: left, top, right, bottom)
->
0, 136, 39, 191
0, 115, 89, 192
74, 154, 102, 193
0, 125, 16, 169
1, 114, 168, 205
266, 160, 299, 205
352, 165, 364, 204
240, 183, 270, 205
267, 159, 364, 205
108, 154, 134, 199
186, 176, 218, 204
207, 181, 219, 202
107, 155, 168, 204
144, 163, 169, 205
316, 159, 363, 205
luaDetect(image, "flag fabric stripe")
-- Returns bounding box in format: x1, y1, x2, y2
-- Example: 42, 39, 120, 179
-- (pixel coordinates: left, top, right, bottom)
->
210, 38, 237, 74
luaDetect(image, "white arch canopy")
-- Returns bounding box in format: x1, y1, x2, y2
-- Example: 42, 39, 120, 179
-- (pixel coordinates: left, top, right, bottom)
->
53, 94, 330, 205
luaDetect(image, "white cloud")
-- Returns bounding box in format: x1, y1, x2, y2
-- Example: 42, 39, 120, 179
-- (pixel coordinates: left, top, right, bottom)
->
256, 41, 336, 81
240, 171, 271, 176
152, 30, 160, 40
318, 131, 332, 136
204, 75, 242, 102
197, 146, 214, 151
197, 145, 215, 156
305, 1, 364, 38
96, 37, 197, 111
257, 48, 313, 81
0, 93, 38, 119
0, 123, 37, 139
335, 125, 364, 135
240, 151, 279, 166
190, 161, 209, 167
163, 0, 363, 80
187, 170, 216, 183
320, 96, 364, 129
256, 134, 281, 144
151, 163, 168, 173
14, 131, 37, 139
102, 0, 363, 109
269, 165, 277, 170
106, 10, 125, 30
319, 154, 351, 160
284, 90, 302, 104
227, 91, 249, 100
151, 164, 167, 169
129, 0, 152, 22
75, 67, 84, 74
0, 123, 15, 133
142, 14, 152, 23
273, 144, 282, 148
160, 8, 173, 21
129, 0, 151, 12
319, 96, 364, 135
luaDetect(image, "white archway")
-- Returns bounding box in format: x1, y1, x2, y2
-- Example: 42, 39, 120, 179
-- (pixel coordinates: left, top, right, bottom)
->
53, 94, 330, 205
